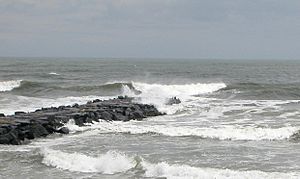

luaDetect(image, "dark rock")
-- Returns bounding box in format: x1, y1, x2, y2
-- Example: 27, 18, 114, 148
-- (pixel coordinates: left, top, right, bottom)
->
112, 113, 128, 121
132, 111, 145, 119
0, 129, 20, 145
166, 97, 181, 105
0, 127, 7, 135
57, 127, 70, 134
26, 124, 49, 139
290, 131, 300, 141
0, 97, 163, 145
0, 113, 5, 117
101, 111, 113, 121
15, 111, 26, 115
72, 103, 79, 108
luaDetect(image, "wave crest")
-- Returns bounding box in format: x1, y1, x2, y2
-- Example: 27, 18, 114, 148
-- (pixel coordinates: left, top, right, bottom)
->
40, 148, 300, 178
91, 121, 299, 141
142, 161, 300, 179
41, 148, 135, 174
0, 80, 22, 92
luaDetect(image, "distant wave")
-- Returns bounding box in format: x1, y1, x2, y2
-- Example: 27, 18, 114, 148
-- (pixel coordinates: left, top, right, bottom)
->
40, 148, 300, 178
142, 161, 300, 179
66, 120, 300, 141
48, 72, 60, 76
0, 80, 22, 92
222, 82, 300, 99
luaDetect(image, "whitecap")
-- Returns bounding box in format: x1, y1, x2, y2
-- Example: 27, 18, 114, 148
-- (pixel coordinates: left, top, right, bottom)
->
92, 121, 299, 141
41, 148, 135, 174
0, 80, 22, 92
142, 161, 300, 179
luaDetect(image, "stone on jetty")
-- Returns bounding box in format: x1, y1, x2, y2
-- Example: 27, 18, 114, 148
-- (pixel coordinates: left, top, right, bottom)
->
0, 96, 163, 145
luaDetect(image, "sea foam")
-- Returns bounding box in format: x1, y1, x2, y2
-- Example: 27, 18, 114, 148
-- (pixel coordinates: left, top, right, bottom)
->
142, 161, 300, 179
0, 80, 22, 92
40, 148, 300, 178
121, 81, 226, 114
90, 120, 299, 141
41, 148, 134, 174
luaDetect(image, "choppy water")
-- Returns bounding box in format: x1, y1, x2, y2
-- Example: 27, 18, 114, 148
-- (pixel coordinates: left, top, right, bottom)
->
1, 57, 300, 178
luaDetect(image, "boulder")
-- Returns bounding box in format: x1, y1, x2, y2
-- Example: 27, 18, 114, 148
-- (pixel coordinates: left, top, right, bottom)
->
57, 127, 70, 134
166, 97, 181, 105
101, 111, 113, 121
25, 124, 49, 139
15, 111, 26, 115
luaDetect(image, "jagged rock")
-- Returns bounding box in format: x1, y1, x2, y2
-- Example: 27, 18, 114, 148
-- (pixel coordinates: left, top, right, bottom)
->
57, 127, 70, 134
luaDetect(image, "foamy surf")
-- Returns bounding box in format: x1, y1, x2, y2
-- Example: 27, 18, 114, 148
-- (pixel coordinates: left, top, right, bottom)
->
89, 121, 300, 141
0, 80, 22, 92
40, 148, 135, 174
142, 161, 300, 179
40, 148, 300, 178
121, 81, 227, 114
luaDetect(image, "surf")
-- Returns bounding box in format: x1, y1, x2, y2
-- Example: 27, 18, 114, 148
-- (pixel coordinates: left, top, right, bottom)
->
0, 80, 22, 92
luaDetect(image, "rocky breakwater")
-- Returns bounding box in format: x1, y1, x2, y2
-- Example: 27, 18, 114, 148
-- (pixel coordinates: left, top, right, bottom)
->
0, 96, 164, 145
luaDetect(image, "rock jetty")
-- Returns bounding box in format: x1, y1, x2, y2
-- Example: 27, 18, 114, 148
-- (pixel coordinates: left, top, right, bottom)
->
0, 96, 163, 145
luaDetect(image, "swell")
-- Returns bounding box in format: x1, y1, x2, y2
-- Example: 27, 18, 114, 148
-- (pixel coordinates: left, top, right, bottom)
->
222, 82, 300, 99
9, 81, 138, 94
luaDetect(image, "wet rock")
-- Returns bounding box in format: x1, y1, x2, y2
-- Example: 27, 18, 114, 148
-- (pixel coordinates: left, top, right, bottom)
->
290, 131, 300, 141
0, 129, 20, 145
166, 97, 181, 105
15, 111, 26, 115
57, 127, 70, 134
0, 97, 163, 145
101, 111, 113, 121
0, 113, 5, 117
25, 124, 49, 139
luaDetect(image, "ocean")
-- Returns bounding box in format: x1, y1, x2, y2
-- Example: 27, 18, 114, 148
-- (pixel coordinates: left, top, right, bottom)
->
1, 57, 300, 178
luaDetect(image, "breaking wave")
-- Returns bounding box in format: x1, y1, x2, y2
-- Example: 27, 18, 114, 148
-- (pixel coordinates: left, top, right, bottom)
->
121, 81, 226, 114
84, 121, 300, 141
41, 148, 134, 174
0, 80, 22, 92
142, 161, 300, 179
40, 148, 300, 178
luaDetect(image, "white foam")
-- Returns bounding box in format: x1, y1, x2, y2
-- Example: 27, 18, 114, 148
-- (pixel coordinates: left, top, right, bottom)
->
93, 121, 299, 141
0, 80, 22, 92
41, 148, 135, 174
122, 82, 226, 114
48, 72, 60, 76
142, 161, 300, 179
39, 147, 300, 178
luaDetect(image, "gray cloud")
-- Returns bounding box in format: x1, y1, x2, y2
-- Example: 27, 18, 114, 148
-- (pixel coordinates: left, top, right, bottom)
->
0, 0, 300, 59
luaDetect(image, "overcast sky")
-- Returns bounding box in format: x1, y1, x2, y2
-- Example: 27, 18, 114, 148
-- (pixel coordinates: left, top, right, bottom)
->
0, 0, 300, 59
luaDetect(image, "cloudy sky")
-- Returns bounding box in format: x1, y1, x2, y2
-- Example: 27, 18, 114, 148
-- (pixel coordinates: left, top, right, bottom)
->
0, 0, 300, 59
